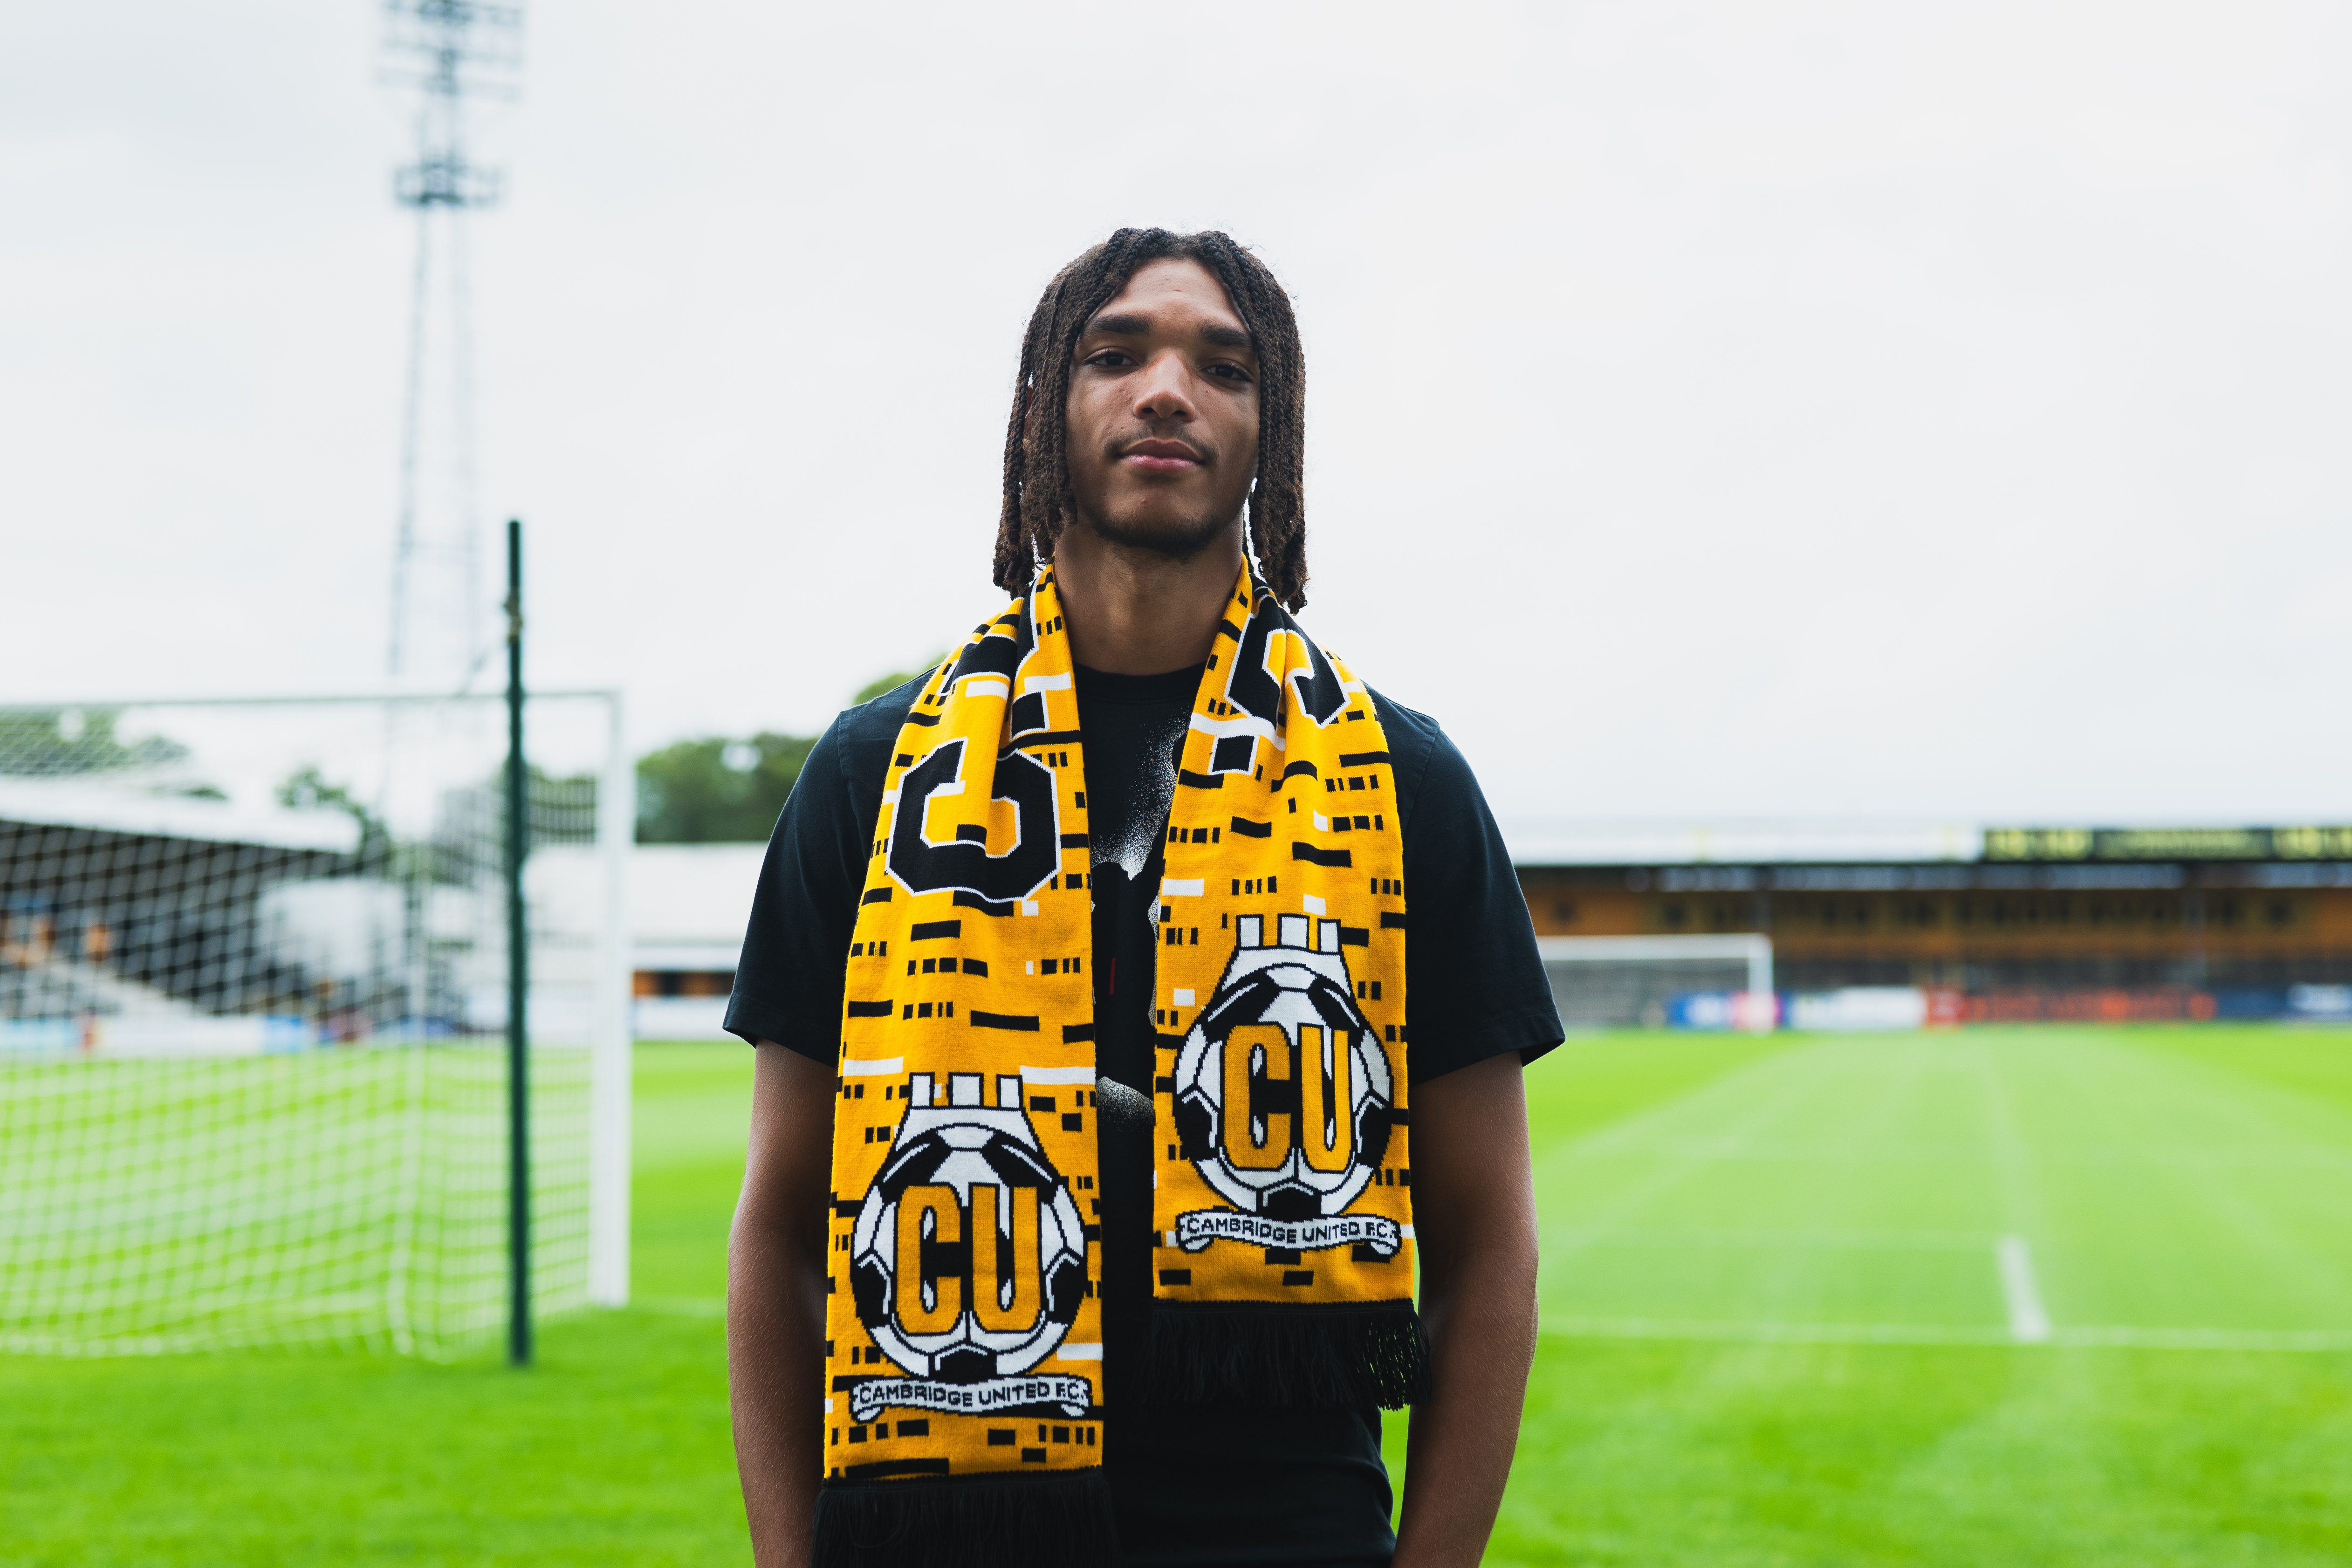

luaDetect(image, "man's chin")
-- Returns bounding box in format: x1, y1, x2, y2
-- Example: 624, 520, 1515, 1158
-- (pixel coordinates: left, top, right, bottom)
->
1083, 509, 1237, 563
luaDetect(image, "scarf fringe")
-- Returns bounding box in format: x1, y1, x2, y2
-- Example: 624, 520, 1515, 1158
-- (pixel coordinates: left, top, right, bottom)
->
814, 1470, 1118, 1568
1144, 1300, 1431, 1410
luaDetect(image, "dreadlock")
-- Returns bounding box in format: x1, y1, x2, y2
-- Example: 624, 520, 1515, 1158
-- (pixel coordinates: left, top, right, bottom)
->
991, 228, 1311, 611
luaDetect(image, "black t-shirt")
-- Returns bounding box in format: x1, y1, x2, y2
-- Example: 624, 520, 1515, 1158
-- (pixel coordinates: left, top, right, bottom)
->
728, 665, 1562, 1568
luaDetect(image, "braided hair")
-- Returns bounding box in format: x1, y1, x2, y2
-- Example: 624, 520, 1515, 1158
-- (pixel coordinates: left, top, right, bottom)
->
990, 228, 1311, 610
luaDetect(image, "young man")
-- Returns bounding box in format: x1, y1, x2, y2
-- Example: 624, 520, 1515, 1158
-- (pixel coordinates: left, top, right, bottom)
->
727, 229, 1559, 1568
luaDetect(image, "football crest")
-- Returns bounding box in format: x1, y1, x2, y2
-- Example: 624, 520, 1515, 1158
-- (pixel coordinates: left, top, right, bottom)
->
846, 1072, 1091, 1422
1170, 912, 1402, 1257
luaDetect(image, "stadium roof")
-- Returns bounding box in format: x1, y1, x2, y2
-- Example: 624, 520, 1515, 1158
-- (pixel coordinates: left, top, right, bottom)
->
0, 777, 360, 854
1501, 818, 2352, 868
1502, 818, 1983, 867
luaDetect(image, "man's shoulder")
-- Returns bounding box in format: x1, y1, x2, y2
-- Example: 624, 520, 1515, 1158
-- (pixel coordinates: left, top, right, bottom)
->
1364, 685, 1466, 831
824, 671, 933, 794
1365, 685, 1441, 757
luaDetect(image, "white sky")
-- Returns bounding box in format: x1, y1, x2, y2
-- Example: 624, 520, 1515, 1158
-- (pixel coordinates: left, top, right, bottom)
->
6, 1, 2349, 827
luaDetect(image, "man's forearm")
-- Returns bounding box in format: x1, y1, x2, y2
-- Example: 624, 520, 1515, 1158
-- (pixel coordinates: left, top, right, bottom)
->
1391, 1251, 1538, 1567
728, 1205, 826, 1566
730, 1042, 837, 1568
1391, 1052, 1541, 1568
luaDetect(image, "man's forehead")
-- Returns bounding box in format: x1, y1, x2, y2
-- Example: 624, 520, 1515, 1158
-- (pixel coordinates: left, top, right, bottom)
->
1084, 259, 1252, 347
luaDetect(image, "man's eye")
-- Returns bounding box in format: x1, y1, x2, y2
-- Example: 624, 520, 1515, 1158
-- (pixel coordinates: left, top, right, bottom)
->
1087, 350, 1133, 367
1207, 363, 1252, 383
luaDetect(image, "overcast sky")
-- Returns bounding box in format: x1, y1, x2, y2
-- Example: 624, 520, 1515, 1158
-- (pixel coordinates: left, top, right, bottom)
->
6, 1, 2348, 827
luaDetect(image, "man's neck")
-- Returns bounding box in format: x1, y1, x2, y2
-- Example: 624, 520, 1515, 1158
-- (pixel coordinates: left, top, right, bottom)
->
1051, 516, 1244, 676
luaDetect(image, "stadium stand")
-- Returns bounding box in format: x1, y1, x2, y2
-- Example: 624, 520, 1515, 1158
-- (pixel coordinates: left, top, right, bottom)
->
1509, 819, 2352, 1027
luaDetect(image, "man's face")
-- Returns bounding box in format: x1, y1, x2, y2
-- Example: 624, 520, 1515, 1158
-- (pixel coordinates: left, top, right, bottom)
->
1062, 257, 1261, 560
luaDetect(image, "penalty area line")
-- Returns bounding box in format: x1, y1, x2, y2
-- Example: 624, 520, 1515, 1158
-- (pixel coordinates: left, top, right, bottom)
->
1997, 1234, 2052, 1343
1538, 1318, 2352, 1353
1541, 1318, 2012, 1348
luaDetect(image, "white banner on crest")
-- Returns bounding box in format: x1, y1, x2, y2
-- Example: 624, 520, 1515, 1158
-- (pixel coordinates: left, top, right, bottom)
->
1175, 1207, 1401, 1257
848, 1372, 1093, 1425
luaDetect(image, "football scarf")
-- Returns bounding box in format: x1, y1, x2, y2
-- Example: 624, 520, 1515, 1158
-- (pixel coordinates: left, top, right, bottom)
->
815, 565, 1423, 1567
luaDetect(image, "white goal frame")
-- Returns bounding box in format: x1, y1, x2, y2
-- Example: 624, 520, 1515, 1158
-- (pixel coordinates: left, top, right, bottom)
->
0, 687, 634, 1338
1538, 934, 1776, 1032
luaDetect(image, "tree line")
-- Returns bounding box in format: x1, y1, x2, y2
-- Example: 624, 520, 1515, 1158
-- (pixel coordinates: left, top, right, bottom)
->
634, 666, 927, 844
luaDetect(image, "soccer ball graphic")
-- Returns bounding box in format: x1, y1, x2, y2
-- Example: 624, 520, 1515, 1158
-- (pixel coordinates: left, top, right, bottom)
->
1172, 912, 1396, 1221
849, 1072, 1088, 1382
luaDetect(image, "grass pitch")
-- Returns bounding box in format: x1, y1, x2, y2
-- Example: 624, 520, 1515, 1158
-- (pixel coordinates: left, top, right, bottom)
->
1440, 1026, 2352, 1566
2, 1048, 751, 1567
7, 1028, 2352, 1564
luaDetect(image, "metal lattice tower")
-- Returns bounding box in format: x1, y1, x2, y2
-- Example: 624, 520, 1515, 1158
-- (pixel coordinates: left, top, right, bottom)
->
383, 1, 523, 685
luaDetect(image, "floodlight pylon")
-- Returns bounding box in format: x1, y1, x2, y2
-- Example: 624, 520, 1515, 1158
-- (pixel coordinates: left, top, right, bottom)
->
383, 0, 522, 685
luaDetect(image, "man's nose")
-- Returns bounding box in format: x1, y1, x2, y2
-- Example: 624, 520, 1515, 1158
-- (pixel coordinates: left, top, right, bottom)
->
1131, 350, 1197, 421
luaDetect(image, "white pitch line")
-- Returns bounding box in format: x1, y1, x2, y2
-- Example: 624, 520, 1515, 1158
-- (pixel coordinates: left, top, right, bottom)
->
1536, 1318, 2352, 1353
1996, 1235, 2052, 1342
1540, 1317, 2016, 1348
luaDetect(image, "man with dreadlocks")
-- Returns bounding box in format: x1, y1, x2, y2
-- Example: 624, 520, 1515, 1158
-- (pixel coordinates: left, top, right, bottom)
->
726, 229, 1559, 1567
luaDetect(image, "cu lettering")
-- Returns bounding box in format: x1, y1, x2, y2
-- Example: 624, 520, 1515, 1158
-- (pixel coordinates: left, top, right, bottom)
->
1220, 1024, 1353, 1173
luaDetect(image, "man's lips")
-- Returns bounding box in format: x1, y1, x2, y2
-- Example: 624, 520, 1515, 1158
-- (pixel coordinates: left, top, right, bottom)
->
1118, 439, 1202, 472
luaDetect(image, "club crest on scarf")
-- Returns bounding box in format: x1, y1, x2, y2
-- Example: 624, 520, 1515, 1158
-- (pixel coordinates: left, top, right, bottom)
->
1168, 913, 1401, 1259
845, 1071, 1092, 1424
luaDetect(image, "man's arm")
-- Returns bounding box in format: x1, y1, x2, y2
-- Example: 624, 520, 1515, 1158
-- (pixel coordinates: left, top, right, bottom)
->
1392, 1051, 1539, 1568
729, 1041, 836, 1568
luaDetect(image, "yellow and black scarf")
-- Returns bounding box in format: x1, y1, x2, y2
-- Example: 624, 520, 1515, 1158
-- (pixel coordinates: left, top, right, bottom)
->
816, 566, 1422, 1565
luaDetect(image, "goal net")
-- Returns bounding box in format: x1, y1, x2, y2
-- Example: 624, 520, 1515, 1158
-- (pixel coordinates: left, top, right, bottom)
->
0, 693, 631, 1358
1540, 934, 1776, 1031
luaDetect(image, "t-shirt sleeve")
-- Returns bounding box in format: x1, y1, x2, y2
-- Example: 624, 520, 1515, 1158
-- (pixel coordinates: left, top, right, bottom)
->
1385, 702, 1563, 1085
724, 717, 866, 1062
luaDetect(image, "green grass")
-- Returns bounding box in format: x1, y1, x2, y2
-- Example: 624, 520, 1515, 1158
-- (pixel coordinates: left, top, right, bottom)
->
1391, 1025, 2352, 1566
10, 1028, 2352, 1564
2, 1044, 756, 1568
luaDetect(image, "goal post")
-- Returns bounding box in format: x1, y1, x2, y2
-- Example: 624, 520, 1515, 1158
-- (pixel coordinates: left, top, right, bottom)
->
1539, 934, 1776, 1032
0, 689, 632, 1358
588, 689, 631, 1311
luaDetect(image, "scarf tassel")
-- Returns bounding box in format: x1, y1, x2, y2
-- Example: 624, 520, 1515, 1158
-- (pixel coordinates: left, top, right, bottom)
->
1143, 1301, 1432, 1410
815, 1470, 1118, 1568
